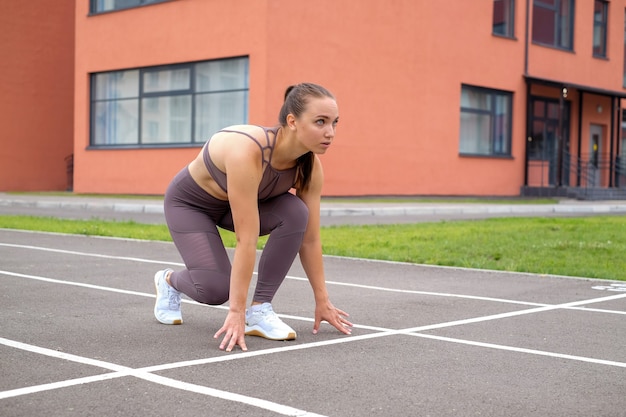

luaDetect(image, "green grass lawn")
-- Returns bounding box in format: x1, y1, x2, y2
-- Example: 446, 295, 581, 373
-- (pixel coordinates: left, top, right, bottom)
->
0, 215, 624, 281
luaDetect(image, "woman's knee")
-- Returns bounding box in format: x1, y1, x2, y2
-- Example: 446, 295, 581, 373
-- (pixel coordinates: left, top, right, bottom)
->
274, 194, 309, 230
188, 270, 230, 305
194, 287, 229, 306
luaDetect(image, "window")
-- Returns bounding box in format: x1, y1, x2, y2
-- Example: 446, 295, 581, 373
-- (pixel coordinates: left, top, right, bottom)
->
90, 0, 171, 14
459, 85, 512, 157
593, 0, 608, 57
90, 57, 249, 147
493, 0, 515, 37
532, 0, 575, 50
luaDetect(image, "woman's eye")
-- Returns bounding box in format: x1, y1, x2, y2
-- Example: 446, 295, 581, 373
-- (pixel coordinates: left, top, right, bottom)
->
316, 119, 325, 125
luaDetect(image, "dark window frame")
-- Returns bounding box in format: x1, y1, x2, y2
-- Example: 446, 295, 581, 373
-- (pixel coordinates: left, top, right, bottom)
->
492, 0, 516, 38
459, 85, 513, 158
89, 57, 249, 149
592, 0, 609, 58
89, 0, 174, 15
532, 0, 575, 51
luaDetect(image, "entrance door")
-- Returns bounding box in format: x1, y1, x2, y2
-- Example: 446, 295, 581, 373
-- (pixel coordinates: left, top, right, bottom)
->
528, 97, 570, 186
589, 124, 603, 187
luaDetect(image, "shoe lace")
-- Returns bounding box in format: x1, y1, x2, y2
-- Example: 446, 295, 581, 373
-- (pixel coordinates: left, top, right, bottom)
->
168, 289, 180, 310
260, 305, 279, 323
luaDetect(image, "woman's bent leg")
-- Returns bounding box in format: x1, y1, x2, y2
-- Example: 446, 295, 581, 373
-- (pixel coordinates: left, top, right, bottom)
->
254, 193, 309, 303
167, 227, 231, 305
164, 170, 232, 305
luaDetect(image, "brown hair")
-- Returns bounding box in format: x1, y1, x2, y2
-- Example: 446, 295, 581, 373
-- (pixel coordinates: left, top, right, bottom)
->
278, 83, 335, 191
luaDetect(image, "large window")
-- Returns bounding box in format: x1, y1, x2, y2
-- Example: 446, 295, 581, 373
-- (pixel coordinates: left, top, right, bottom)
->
90, 0, 171, 14
493, 0, 515, 38
593, 0, 608, 57
90, 57, 249, 147
532, 0, 575, 50
459, 85, 512, 157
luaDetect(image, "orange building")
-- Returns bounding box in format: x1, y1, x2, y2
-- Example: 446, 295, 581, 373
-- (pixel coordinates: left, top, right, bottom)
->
3, 0, 626, 198
0, 0, 75, 191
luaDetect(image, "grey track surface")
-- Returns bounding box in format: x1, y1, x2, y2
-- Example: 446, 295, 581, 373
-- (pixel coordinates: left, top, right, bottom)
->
1, 194, 625, 416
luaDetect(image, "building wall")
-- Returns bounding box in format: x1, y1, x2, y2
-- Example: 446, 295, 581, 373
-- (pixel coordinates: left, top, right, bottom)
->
73, 0, 270, 194
7, 0, 624, 197
0, 0, 75, 191
528, 0, 624, 89
265, 0, 531, 196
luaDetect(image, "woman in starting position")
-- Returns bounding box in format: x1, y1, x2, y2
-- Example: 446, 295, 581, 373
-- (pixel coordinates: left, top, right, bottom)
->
153, 82, 352, 351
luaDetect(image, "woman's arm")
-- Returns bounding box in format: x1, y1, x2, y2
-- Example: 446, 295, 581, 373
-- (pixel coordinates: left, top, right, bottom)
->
297, 156, 352, 335
213, 134, 264, 352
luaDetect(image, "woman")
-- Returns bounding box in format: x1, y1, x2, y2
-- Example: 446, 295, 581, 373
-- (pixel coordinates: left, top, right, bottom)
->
153, 82, 352, 352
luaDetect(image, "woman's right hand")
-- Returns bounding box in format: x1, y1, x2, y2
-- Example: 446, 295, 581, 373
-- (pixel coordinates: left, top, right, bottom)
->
214, 310, 248, 352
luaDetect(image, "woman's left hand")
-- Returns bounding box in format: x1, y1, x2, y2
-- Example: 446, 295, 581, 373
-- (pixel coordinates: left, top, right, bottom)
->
313, 300, 353, 335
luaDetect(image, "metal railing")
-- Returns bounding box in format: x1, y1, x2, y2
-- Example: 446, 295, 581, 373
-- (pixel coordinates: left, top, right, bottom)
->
527, 151, 625, 189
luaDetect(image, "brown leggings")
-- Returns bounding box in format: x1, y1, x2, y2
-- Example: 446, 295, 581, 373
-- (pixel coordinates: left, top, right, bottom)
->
164, 168, 308, 305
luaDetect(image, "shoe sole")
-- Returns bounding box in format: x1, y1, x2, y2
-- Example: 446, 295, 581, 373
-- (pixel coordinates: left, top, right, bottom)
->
245, 327, 296, 341
154, 273, 182, 325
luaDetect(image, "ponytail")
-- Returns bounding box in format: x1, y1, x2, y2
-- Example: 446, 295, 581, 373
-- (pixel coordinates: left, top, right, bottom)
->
278, 83, 335, 191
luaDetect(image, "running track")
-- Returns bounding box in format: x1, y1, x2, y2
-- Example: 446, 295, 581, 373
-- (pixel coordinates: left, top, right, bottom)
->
1, 229, 625, 416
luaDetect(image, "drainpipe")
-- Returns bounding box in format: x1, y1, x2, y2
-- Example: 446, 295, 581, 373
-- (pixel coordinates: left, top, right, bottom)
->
523, 0, 531, 188
524, 0, 530, 76
609, 96, 616, 187
613, 97, 624, 188
557, 88, 565, 188
576, 91, 583, 186
524, 82, 531, 186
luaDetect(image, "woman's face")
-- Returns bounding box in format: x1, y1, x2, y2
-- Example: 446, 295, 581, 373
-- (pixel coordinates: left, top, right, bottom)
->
293, 96, 339, 154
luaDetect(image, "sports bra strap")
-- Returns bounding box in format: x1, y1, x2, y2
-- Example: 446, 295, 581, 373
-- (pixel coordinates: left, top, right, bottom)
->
218, 127, 278, 168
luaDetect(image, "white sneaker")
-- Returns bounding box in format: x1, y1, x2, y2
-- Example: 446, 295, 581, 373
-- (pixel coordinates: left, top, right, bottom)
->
245, 303, 296, 340
153, 269, 182, 325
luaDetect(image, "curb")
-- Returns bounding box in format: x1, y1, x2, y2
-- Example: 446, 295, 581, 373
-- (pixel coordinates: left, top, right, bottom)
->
2, 197, 626, 218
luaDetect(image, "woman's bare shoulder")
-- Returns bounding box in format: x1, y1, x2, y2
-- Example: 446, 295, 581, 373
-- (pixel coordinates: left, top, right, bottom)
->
214, 124, 265, 139
208, 125, 265, 167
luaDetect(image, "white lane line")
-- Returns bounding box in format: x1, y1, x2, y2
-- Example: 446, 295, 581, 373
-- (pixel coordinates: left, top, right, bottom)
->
0, 270, 157, 299
290, 276, 546, 307
2, 242, 625, 315
141, 294, 626, 373
407, 333, 626, 368
0, 338, 132, 400
2, 240, 625, 405
139, 372, 327, 417
0, 373, 127, 400
0, 338, 327, 417
400, 292, 626, 333
312, 277, 626, 315
2, 292, 625, 403
0, 337, 129, 373
3, 269, 625, 334
139, 332, 389, 373
0, 242, 184, 267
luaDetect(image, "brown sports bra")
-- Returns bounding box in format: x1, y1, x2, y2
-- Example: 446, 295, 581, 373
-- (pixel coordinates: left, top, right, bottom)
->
202, 126, 297, 201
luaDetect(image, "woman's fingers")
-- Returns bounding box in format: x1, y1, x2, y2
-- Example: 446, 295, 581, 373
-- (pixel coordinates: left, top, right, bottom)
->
335, 313, 353, 334
214, 324, 248, 352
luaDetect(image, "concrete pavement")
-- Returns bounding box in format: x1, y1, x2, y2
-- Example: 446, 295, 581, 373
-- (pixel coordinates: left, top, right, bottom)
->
1, 192, 626, 225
